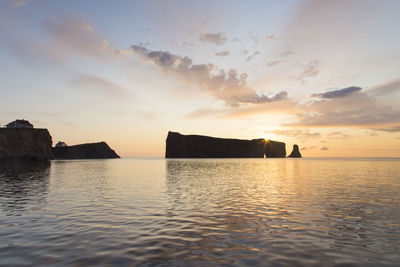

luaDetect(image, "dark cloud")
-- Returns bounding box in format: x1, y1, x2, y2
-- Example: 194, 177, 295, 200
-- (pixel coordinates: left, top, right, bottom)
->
215, 51, 229, 57
130, 45, 288, 107
312, 86, 362, 99
320, 146, 329, 151
199, 32, 227, 45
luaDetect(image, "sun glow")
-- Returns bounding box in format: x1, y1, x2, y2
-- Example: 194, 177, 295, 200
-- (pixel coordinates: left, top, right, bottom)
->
257, 128, 277, 141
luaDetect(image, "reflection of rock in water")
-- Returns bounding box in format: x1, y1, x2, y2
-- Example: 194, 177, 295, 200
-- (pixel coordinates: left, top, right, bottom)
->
0, 162, 50, 213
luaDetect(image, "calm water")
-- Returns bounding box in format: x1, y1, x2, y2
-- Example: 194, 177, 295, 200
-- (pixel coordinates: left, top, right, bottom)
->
0, 158, 399, 266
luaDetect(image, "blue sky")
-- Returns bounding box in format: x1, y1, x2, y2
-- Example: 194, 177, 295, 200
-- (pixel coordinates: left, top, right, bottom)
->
1, 0, 400, 156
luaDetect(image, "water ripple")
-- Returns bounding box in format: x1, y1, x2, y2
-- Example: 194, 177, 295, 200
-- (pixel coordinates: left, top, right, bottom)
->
0, 158, 399, 266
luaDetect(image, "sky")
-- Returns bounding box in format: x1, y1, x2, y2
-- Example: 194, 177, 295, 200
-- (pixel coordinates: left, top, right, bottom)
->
1, 0, 400, 157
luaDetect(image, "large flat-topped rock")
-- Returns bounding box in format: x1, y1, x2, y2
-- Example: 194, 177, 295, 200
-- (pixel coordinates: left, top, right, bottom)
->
165, 131, 286, 158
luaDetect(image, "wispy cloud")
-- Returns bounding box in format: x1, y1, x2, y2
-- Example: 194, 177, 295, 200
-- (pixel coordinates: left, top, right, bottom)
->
268, 129, 321, 140
13, 0, 27, 7
68, 74, 130, 100
280, 49, 294, 57
42, 18, 125, 60
367, 78, 400, 96
290, 86, 400, 128
130, 45, 288, 107
267, 60, 281, 67
199, 32, 227, 45
266, 34, 275, 42
296, 60, 320, 83
215, 51, 229, 57
373, 125, 400, 133
246, 51, 260, 62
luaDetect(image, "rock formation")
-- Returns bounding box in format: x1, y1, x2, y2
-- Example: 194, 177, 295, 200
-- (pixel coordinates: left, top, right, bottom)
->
288, 144, 302, 158
52, 142, 120, 159
165, 131, 286, 158
265, 140, 286, 158
0, 128, 53, 161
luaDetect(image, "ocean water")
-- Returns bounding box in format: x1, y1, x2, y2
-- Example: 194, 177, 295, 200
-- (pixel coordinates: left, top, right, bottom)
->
0, 158, 399, 266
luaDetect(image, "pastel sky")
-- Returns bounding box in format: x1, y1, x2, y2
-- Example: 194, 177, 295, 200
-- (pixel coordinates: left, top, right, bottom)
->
1, 0, 400, 157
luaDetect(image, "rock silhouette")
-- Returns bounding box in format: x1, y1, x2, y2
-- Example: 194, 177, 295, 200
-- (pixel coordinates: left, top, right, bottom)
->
288, 144, 302, 158
0, 128, 53, 161
165, 131, 286, 158
52, 142, 120, 159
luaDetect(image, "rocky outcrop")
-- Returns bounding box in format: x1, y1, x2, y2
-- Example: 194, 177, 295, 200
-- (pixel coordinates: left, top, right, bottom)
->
52, 141, 119, 159
165, 131, 286, 158
265, 140, 286, 158
0, 128, 53, 161
288, 144, 302, 158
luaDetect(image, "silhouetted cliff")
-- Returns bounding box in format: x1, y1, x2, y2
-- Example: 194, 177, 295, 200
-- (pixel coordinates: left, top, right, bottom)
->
165, 131, 286, 158
265, 140, 286, 158
52, 142, 119, 159
0, 128, 53, 161
288, 144, 302, 158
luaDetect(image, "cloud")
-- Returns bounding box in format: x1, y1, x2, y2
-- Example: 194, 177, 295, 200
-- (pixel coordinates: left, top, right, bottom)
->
373, 125, 400, 133
367, 79, 400, 96
185, 98, 297, 119
13, 0, 27, 7
215, 51, 229, 57
130, 45, 288, 107
68, 74, 130, 100
268, 129, 321, 140
42, 18, 124, 60
199, 32, 227, 45
289, 86, 400, 128
266, 34, 275, 42
320, 146, 329, 151
267, 60, 281, 67
246, 51, 260, 62
312, 86, 361, 99
301, 146, 316, 151
280, 49, 294, 57
296, 60, 320, 83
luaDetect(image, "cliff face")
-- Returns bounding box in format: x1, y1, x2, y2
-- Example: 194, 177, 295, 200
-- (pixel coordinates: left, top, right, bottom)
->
52, 142, 119, 159
0, 128, 53, 161
288, 144, 302, 158
265, 140, 286, 158
165, 131, 286, 158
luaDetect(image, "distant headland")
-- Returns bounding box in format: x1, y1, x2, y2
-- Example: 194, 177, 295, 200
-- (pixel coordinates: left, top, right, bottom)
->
165, 131, 301, 158
0, 119, 119, 162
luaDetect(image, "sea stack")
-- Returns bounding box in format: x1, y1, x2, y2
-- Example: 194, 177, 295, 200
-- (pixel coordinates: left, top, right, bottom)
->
288, 144, 302, 158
